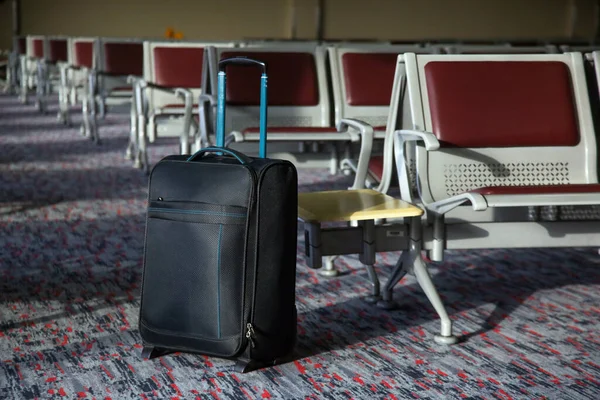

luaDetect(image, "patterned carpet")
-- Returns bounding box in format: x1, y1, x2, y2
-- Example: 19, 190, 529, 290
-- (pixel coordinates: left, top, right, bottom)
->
1, 93, 600, 399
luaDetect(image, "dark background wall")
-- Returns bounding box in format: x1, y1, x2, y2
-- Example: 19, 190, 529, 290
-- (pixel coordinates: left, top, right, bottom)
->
1, 0, 598, 49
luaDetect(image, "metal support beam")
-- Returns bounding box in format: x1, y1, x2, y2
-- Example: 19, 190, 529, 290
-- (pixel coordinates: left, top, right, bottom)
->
566, 0, 578, 38
289, 0, 297, 39
12, 0, 21, 38
315, 0, 324, 42
595, 0, 600, 43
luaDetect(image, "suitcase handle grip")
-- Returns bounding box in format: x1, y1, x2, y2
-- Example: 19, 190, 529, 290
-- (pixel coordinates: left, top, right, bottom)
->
186, 147, 251, 165
218, 57, 266, 74
216, 57, 268, 159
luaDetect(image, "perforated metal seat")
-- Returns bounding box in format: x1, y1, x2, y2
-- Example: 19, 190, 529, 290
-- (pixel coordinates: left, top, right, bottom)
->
389, 52, 600, 260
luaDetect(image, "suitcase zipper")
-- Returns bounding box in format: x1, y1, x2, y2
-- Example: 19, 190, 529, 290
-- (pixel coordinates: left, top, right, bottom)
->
245, 162, 290, 354
245, 323, 256, 348
244, 165, 258, 353
147, 207, 246, 218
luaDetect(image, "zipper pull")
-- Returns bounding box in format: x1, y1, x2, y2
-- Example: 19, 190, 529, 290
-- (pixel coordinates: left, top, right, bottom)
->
246, 323, 256, 348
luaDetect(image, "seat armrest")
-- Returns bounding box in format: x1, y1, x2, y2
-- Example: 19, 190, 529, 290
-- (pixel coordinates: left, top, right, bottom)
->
337, 118, 374, 190
174, 88, 193, 103
199, 93, 217, 107
126, 75, 144, 85
96, 70, 129, 79
427, 193, 488, 215
143, 82, 177, 95
393, 129, 485, 213
66, 65, 85, 71
396, 129, 440, 151
197, 94, 217, 147
393, 129, 438, 203
174, 88, 196, 140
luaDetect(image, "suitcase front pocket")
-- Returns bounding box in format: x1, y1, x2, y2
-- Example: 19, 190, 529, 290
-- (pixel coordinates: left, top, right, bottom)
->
140, 202, 249, 355
146, 200, 247, 225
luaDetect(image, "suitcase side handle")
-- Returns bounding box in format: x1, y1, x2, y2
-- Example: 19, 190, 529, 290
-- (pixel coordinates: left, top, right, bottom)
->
187, 147, 251, 165
216, 57, 268, 159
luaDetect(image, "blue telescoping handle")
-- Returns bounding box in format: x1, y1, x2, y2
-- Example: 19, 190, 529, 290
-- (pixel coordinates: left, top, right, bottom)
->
216, 57, 268, 158
216, 71, 226, 149
259, 73, 267, 159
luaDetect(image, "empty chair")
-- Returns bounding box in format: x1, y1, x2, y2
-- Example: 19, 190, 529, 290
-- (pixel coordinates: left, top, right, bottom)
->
391, 51, 600, 257
129, 40, 235, 171
81, 38, 143, 143
20, 35, 45, 105
198, 45, 373, 173
57, 37, 97, 125
329, 45, 436, 189
584, 51, 600, 177
3, 36, 26, 95
95, 38, 144, 116
354, 51, 600, 340
36, 36, 69, 114
0, 50, 9, 90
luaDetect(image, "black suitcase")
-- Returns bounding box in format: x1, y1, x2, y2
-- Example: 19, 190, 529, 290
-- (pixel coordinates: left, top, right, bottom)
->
138, 57, 298, 372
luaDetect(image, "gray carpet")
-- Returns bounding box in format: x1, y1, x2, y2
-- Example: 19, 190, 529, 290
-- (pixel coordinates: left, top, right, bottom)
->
1, 93, 599, 399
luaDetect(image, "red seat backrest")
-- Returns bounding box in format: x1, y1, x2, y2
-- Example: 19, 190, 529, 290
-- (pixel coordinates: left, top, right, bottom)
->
342, 52, 398, 106
220, 51, 319, 106
47, 39, 68, 63
32, 39, 44, 58
18, 38, 26, 54
74, 42, 94, 68
153, 47, 204, 88
424, 61, 579, 148
102, 42, 143, 76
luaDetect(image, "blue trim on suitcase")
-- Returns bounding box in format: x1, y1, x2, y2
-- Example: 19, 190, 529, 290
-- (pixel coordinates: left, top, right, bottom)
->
148, 208, 245, 218
259, 73, 268, 159
217, 224, 223, 338
216, 71, 226, 148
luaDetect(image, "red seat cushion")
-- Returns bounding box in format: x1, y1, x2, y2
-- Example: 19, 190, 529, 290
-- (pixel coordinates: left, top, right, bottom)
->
32, 39, 44, 58
471, 184, 600, 195
424, 61, 579, 148
220, 51, 319, 106
242, 127, 337, 134
374, 125, 386, 131
342, 53, 397, 106
74, 41, 94, 68
18, 38, 26, 55
368, 156, 384, 180
103, 42, 143, 76
48, 39, 68, 63
153, 47, 204, 88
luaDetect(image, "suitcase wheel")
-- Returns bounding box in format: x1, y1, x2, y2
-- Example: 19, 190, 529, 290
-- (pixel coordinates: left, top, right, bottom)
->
141, 346, 175, 360
234, 358, 282, 373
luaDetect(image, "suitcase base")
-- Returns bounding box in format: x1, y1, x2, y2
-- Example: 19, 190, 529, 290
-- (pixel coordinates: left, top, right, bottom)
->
142, 346, 176, 360
142, 346, 292, 374
234, 354, 293, 373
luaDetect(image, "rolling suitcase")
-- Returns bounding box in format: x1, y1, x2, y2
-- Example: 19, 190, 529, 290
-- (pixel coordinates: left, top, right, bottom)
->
138, 57, 298, 372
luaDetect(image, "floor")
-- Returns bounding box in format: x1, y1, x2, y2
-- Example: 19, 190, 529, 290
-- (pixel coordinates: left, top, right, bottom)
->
1, 93, 599, 399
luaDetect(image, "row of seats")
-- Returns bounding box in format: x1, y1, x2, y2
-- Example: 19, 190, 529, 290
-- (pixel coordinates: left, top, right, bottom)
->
4, 35, 600, 175
3, 36, 600, 342
302, 50, 600, 339
365, 52, 600, 339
